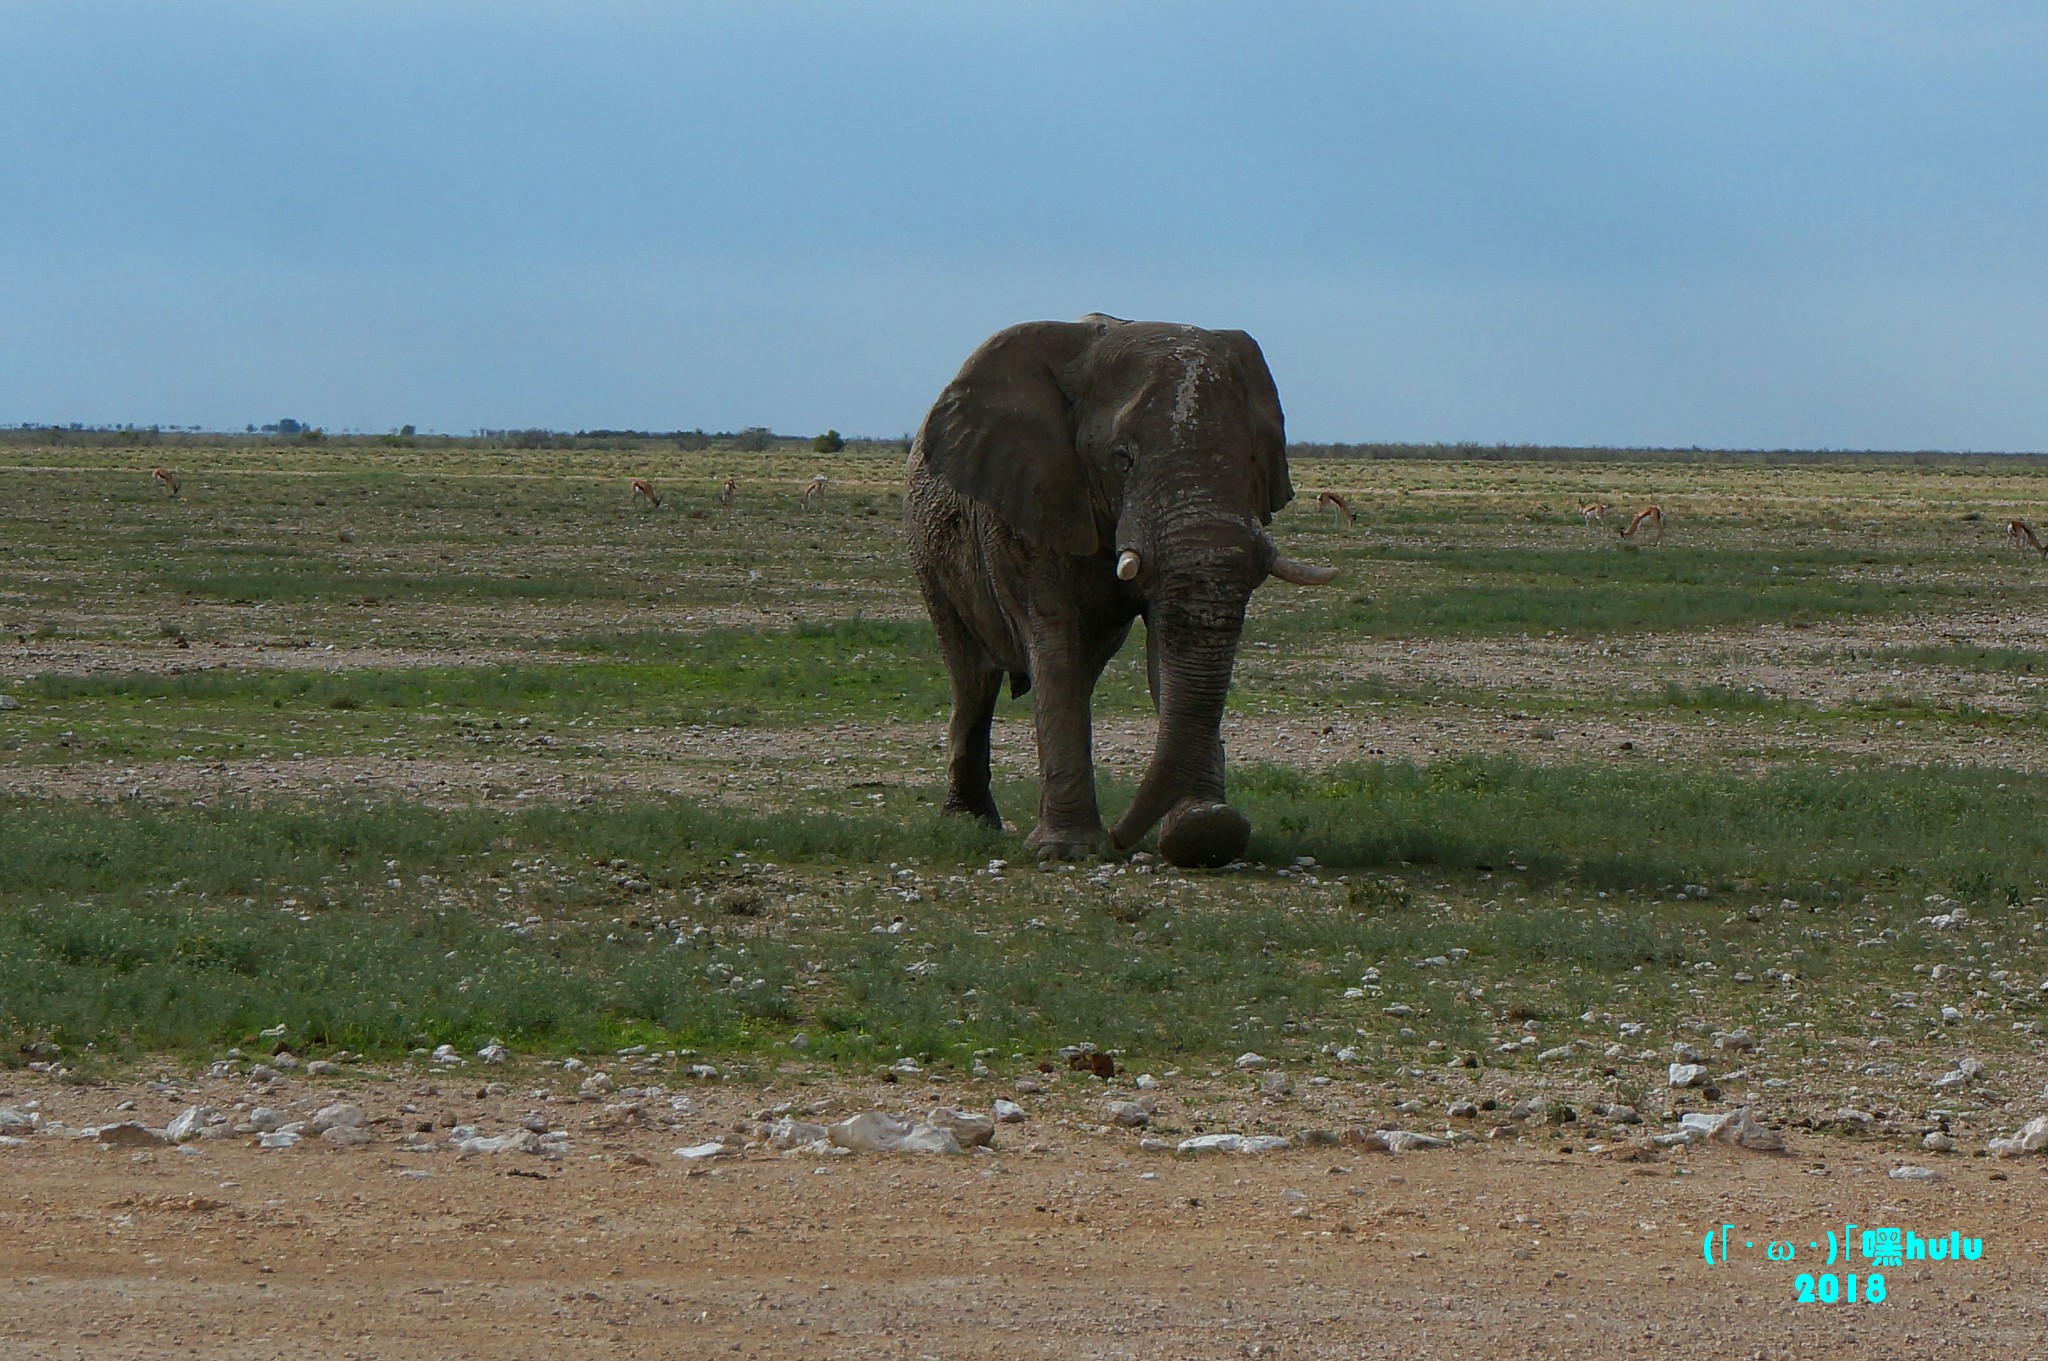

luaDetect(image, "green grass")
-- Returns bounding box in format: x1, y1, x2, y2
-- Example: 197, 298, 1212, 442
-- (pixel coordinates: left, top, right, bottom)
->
4, 756, 2043, 1063
1253, 545, 1979, 640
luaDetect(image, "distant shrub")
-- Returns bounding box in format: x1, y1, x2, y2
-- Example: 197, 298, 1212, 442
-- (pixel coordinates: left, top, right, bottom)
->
813, 429, 845, 454
734, 427, 774, 452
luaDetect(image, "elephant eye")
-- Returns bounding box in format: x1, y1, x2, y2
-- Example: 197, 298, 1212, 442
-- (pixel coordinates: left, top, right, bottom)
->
1110, 444, 1135, 473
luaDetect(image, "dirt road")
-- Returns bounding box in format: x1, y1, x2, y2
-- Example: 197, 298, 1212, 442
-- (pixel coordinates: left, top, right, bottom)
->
3, 1070, 2042, 1360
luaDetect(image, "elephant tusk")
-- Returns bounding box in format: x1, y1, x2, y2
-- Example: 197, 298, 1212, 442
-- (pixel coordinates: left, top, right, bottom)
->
1116, 550, 1142, 581
1268, 554, 1337, 586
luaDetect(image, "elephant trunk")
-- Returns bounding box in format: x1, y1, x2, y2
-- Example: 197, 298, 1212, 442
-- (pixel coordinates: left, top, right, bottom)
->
1110, 599, 1248, 865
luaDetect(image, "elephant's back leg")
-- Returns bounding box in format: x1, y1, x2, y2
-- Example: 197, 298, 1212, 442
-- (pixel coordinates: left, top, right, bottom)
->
907, 463, 1020, 825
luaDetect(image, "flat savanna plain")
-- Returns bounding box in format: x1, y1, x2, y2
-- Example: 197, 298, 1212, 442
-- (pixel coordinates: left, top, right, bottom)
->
4, 442, 2048, 1357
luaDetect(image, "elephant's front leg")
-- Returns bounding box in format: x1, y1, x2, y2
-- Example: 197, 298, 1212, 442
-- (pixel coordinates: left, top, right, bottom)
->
1023, 614, 1111, 860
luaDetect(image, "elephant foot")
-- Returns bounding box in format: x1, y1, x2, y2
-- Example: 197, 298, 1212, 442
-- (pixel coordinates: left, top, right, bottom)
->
1027, 823, 1110, 862
942, 794, 1003, 828
1157, 801, 1251, 870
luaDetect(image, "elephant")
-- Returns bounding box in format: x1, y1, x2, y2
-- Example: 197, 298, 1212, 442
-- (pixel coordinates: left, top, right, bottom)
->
904, 314, 1336, 869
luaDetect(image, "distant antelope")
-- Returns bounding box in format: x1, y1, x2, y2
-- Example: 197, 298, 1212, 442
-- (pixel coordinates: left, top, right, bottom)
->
719, 476, 737, 513
630, 478, 662, 509
1619, 504, 1663, 541
2008, 519, 2046, 555
801, 474, 827, 510
1577, 501, 1607, 525
151, 467, 180, 497
1314, 490, 1355, 524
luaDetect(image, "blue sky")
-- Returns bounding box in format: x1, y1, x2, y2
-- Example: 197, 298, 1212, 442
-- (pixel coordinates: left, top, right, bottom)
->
2, 2, 2044, 448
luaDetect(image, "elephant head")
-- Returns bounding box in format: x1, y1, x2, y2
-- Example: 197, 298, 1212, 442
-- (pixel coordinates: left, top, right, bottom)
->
916, 315, 1333, 867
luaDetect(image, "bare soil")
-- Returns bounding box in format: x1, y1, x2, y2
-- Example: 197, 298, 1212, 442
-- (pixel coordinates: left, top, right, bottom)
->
4, 1065, 2044, 1359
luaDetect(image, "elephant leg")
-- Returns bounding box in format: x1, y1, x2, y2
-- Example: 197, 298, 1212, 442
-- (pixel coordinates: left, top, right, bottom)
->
1023, 617, 1113, 860
926, 598, 1005, 825
1138, 614, 1246, 868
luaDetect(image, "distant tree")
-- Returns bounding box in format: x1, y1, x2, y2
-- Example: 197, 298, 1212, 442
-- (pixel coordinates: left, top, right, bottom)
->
276, 418, 303, 436
400, 424, 416, 438
734, 426, 773, 452
812, 429, 845, 454
673, 429, 711, 451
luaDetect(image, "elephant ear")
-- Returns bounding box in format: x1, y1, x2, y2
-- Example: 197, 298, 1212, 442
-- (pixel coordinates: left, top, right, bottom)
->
1218, 329, 1293, 521
918, 320, 1106, 556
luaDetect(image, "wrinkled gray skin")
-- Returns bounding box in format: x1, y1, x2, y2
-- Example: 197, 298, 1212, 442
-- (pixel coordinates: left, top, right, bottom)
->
905, 315, 1335, 868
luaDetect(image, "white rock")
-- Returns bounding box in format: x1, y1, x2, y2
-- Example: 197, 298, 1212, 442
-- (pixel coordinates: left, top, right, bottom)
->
767, 1119, 830, 1150
1134, 1073, 1161, 1090
1536, 1045, 1575, 1063
991, 1099, 1027, 1124
1176, 1133, 1290, 1155
257, 1131, 301, 1149
89, 1122, 167, 1148
320, 1126, 375, 1147
305, 1060, 342, 1077
1680, 1108, 1786, 1152
1668, 1063, 1709, 1088
1889, 1165, 1940, 1181
246, 1107, 286, 1133
1713, 1031, 1757, 1052
826, 1112, 963, 1155
1258, 1071, 1293, 1097
673, 1140, 731, 1160
1352, 1130, 1451, 1153
1105, 1101, 1151, 1128
0, 1107, 33, 1131
1923, 1132, 1955, 1152
164, 1107, 214, 1143
431, 1044, 463, 1064
1233, 1053, 1268, 1070
924, 1108, 995, 1148
1671, 1042, 1704, 1063
452, 1130, 542, 1155
478, 1042, 510, 1064
307, 1103, 364, 1135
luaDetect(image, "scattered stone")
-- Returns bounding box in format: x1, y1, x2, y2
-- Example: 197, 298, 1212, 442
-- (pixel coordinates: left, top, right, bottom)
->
89, 1122, 167, 1149
305, 1060, 342, 1077
245, 1107, 286, 1134
827, 1112, 964, 1155
1536, 1045, 1575, 1064
1448, 1101, 1479, 1119
1835, 1108, 1875, 1130
247, 1065, 282, 1083
1233, 1053, 1268, 1070
1679, 1108, 1787, 1152
1137, 1137, 1172, 1152
672, 1140, 731, 1161
923, 1108, 995, 1148
1987, 1114, 2048, 1158
1177, 1133, 1290, 1155
1671, 1043, 1704, 1063
306, 1104, 364, 1136
767, 1119, 830, 1150
1258, 1071, 1293, 1097
320, 1126, 375, 1147
1105, 1101, 1151, 1129
1347, 1129, 1451, 1153
1713, 1031, 1757, 1053
1605, 1104, 1642, 1125
431, 1044, 463, 1064
0, 1108, 33, 1132
1296, 1128, 1342, 1147
452, 1130, 542, 1156
0, 694, 19, 710
477, 1042, 510, 1065
257, 1131, 301, 1150
1889, 1165, 1940, 1181
164, 1107, 213, 1143
1134, 1073, 1161, 1091
1014, 1077, 1043, 1095
1668, 1063, 1709, 1088
991, 1100, 1027, 1124
1923, 1132, 1956, 1152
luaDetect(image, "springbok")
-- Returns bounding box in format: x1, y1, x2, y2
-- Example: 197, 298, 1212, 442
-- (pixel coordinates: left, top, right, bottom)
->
1619, 505, 1663, 542
2007, 519, 2046, 555
630, 478, 662, 508
1577, 501, 1607, 525
719, 476, 738, 513
151, 467, 180, 497
801, 474, 827, 510
1314, 490, 1355, 524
